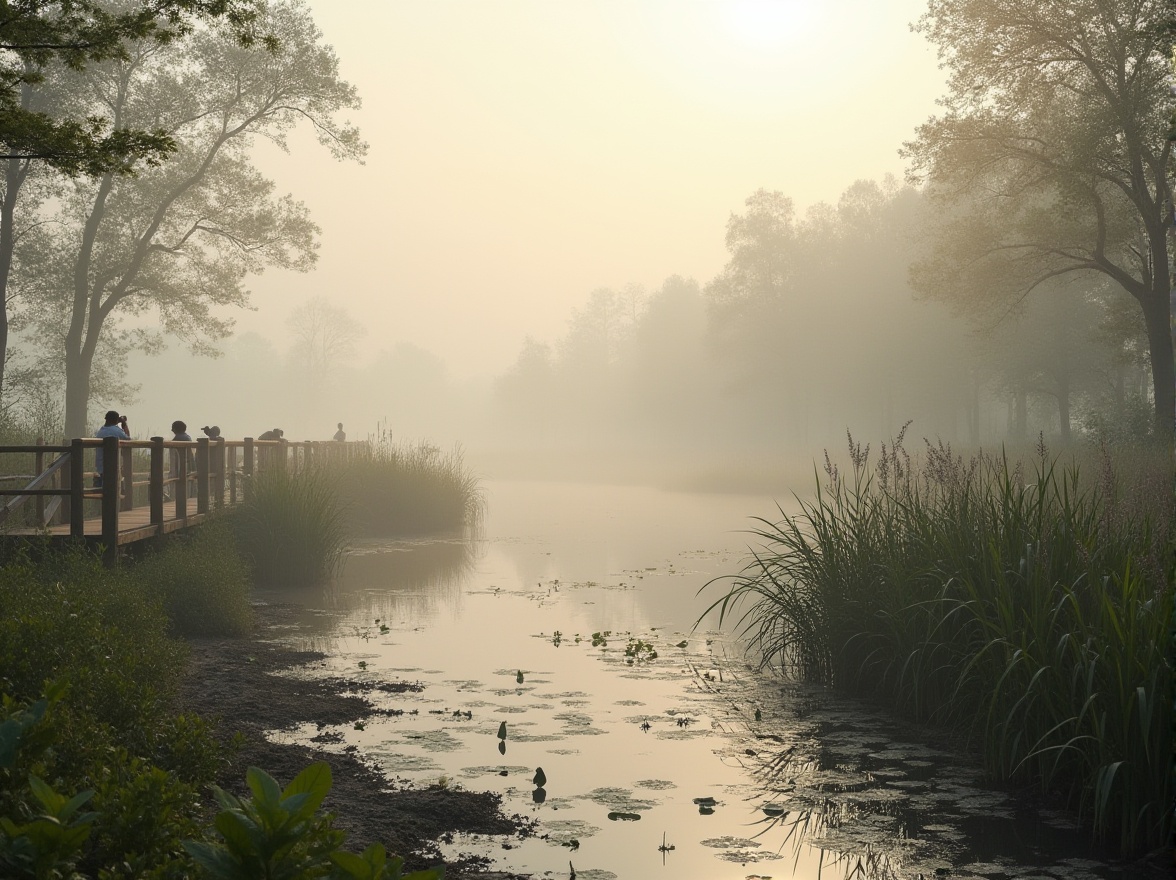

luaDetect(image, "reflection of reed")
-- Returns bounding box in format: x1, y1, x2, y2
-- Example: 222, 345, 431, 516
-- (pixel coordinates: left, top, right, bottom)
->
686, 654, 908, 880
330, 538, 479, 623
747, 804, 900, 880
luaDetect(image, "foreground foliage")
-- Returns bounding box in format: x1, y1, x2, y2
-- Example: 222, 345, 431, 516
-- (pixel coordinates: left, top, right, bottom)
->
0, 544, 443, 876
1, 693, 438, 879
186, 763, 442, 880
705, 434, 1173, 855
0, 549, 221, 877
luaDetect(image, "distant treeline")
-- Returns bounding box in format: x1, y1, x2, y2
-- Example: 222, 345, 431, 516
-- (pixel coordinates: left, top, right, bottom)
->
493, 179, 1154, 454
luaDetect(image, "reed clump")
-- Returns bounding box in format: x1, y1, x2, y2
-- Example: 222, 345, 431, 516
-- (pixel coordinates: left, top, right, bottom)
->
132, 520, 254, 636
332, 440, 483, 536
235, 464, 348, 587
705, 429, 1173, 855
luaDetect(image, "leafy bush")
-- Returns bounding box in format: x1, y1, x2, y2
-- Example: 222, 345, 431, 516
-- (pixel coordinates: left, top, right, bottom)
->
236, 465, 348, 588
705, 433, 1173, 854
0, 688, 208, 880
185, 763, 442, 880
0, 545, 228, 876
0, 548, 186, 767
133, 520, 254, 637
332, 441, 483, 537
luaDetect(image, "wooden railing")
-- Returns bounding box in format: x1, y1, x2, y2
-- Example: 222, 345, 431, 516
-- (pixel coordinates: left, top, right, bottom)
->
0, 437, 368, 563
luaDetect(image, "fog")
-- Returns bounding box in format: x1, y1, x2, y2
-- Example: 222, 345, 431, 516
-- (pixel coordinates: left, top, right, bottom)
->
15, 0, 1161, 484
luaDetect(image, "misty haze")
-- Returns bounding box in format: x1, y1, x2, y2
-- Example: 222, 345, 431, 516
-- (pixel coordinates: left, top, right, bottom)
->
0, 2, 1170, 879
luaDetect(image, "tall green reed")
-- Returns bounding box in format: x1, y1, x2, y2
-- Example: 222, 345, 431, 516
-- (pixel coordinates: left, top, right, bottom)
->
331, 439, 483, 536
703, 429, 1173, 854
235, 464, 348, 588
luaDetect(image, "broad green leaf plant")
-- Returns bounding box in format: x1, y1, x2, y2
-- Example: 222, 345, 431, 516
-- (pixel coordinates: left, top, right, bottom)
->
184, 763, 442, 880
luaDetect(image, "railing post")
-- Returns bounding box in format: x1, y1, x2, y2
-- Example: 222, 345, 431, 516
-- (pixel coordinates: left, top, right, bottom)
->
101, 436, 119, 565
243, 438, 254, 502
228, 444, 238, 504
213, 440, 225, 509
150, 437, 164, 526
34, 438, 45, 525
196, 438, 210, 514
303, 440, 312, 472
120, 443, 134, 512
69, 439, 84, 538
278, 438, 288, 473
175, 440, 188, 520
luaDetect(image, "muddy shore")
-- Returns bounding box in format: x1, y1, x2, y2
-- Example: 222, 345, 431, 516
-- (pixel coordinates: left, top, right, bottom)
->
176, 602, 532, 879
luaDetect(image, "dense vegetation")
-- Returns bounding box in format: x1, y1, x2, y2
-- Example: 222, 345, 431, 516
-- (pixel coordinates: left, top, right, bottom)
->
0, 535, 439, 878
705, 434, 1173, 855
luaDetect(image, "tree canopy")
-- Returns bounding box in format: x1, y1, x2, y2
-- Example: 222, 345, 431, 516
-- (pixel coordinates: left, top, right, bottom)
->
0, 0, 267, 173
905, 0, 1175, 439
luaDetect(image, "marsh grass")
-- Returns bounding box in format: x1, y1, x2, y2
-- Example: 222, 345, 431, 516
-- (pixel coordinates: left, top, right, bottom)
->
236, 464, 348, 588
704, 429, 1173, 854
132, 520, 253, 636
332, 440, 483, 536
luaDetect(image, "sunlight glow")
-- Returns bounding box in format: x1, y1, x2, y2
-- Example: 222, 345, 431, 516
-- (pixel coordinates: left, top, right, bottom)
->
722, 0, 818, 49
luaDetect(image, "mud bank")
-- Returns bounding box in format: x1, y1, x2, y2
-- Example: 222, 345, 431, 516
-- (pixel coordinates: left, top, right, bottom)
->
176, 601, 533, 879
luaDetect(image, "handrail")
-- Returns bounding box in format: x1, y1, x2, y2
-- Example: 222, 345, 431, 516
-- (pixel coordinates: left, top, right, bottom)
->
0, 453, 69, 525
0, 437, 370, 564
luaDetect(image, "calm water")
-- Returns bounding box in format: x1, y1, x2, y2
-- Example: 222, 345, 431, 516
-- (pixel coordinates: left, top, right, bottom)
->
267, 480, 1123, 880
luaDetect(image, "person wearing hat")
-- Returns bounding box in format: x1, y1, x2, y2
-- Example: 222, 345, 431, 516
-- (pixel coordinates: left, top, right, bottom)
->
94, 410, 129, 487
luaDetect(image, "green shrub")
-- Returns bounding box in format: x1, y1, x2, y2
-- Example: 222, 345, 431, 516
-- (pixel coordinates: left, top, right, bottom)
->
333, 442, 483, 537
185, 763, 442, 880
133, 520, 254, 637
0, 688, 209, 880
236, 465, 348, 588
704, 433, 1173, 855
0, 548, 185, 767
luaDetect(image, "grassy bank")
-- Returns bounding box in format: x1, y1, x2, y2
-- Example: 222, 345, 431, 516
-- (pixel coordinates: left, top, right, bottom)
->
705, 434, 1173, 855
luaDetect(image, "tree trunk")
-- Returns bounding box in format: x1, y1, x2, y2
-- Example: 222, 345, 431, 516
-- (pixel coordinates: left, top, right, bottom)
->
1140, 290, 1174, 443
0, 163, 16, 401
968, 370, 981, 446
1011, 387, 1028, 441
63, 349, 93, 440
1057, 376, 1071, 444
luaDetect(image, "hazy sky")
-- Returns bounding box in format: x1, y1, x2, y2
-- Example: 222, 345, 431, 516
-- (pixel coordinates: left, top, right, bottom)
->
237, 0, 945, 379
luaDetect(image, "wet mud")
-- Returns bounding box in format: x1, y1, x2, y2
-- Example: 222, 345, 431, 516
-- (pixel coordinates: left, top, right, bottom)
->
176, 601, 534, 878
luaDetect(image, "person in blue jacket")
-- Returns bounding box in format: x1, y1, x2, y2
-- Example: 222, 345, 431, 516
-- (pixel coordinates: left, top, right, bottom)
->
94, 410, 129, 487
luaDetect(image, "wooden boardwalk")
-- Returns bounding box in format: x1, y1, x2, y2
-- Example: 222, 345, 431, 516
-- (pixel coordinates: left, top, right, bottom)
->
0, 436, 366, 563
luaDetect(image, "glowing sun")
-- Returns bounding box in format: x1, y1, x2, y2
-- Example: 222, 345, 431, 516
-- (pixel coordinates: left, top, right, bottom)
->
722, 0, 818, 50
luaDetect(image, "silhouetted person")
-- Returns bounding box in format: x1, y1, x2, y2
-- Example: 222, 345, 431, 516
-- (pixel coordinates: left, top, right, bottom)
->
333, 422, 346, 442
94, 410, 129, 488
201, 425, 221, 439
257, 427, 284, 469
168, 421, 194, 500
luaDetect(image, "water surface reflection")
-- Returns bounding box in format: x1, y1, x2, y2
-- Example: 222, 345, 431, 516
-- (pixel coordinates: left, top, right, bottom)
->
263, 481, 1123, 880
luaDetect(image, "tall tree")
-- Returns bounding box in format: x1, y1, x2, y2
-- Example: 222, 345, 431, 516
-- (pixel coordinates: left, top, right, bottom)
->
0, 0, 266, 398
287, 296, 366, 390
905, 0, 1175, 440
16, 0, 364, 437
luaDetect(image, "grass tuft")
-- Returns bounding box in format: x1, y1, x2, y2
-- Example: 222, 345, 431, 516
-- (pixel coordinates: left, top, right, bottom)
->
235, 464, 348, 588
